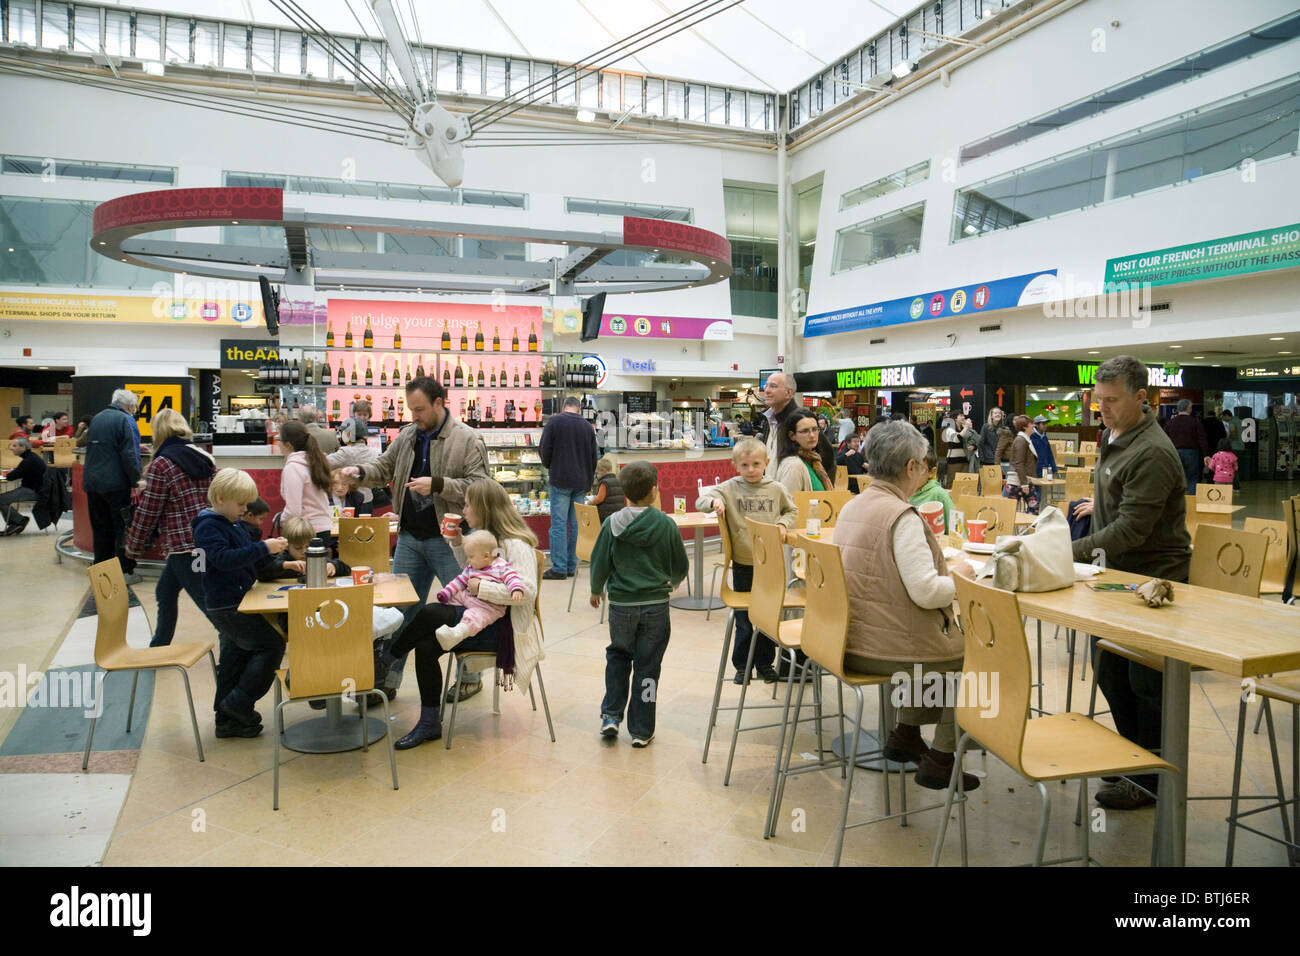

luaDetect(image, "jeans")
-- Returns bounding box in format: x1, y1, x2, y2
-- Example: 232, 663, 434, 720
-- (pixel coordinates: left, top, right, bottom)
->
728, 562, 774, 671
547, 485, 581, 574
1092, 636, 1164, 793
1176, 448, 1200, 494
387, 530, 462, 688
602, 601, 671, 739
151, 552, 210, 647
86, 488, 136, 574
389, 604, 502, 707
0, 487, 36, 528
208, 606, 286, 717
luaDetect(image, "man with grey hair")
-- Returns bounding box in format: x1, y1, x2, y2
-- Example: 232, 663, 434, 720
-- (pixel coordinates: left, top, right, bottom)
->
540, 395, 599, 579
83, 388, 144, 579
1163, 397, 1207, 493
1071, 355, 1191, 811
297, 404, 338, 454
756, 370, 798, 477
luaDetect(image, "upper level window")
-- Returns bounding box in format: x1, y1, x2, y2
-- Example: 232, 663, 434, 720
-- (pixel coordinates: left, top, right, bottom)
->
832, 202, 925, 273
840, 160, 930, 210
2, 155, 175, 184
565, 197, 692, 222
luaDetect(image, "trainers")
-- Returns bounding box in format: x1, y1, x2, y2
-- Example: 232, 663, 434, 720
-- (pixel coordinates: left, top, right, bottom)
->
600, 717, 619, 738
732, 669, 747, 685
3, 515, 29, 536
217, 699, 262, 730
1095, 779, 1156, 810
631, 734, 654, 748
915, 749, 981, 792
444, 677, 483, 704
756, 664, 779, 684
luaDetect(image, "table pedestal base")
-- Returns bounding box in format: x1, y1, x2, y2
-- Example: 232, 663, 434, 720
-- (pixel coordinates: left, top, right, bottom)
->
281, 698, 389, 754
830, 731, 917, 773
670, 594, 725, 611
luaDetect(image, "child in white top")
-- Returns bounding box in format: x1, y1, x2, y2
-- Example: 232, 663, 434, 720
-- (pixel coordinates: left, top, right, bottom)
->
434, 530, 526, 649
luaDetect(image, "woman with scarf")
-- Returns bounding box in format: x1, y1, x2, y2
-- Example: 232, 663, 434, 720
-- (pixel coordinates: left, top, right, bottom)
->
775, 409, 836, 496
377, 479, 542, 750
124, 408, 218, 647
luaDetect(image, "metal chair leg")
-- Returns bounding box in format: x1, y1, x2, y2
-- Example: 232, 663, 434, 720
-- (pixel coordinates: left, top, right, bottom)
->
567, 563, 579, 612
360, 690, 369, 753
1078, 778, 1090, 866
1253, 701, 1265, 735
705, 564, 723, 622
1035, 620, 1043, 717
534, 666, 556, 742
932, 729, 971, 866
1226, 695, 1249, 865
769, 658, 813, 840
723, 620, 761, 786
701, 613, 735, 763
444, 656, 462, 750
272, 683, 284, 810
177, 666, 204, 762
832, 686, 866, 867
1263, 700, 1295, 854
81, 671, 106, 771
1033, 781, 1052, 866
811, 660, 824, 767
838, 682, 846, 779
492, 669, 501, 715
126, 671, 140, 733
763, 649, 805, 839
528, 679, 537, 711
379, 693, 398, 789
1065, 630, 1076, 713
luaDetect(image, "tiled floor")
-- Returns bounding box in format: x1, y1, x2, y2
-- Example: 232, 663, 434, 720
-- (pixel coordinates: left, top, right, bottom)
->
1, 485, 1297, 867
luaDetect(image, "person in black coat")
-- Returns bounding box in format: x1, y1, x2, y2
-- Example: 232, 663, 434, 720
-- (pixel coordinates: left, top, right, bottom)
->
835, 433, 867, 492
83, 390, 144, 575
540, 396, 599, 579
2, 437, 46, 535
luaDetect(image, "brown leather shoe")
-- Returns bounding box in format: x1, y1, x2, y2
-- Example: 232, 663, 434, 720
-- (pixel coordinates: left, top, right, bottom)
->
1095, 780, 1156, 810
883, 724, 928, 763
915, 749, 981, 791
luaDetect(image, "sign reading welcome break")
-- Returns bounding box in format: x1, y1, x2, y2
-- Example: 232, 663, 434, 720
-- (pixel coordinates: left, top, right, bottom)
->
836, 366, 916, 389
1076, 364, 1183, 387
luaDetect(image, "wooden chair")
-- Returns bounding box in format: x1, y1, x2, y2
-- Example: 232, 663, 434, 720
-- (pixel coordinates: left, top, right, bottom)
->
82, 559, 217, 771
702, 515, 805, 765
1064, 472, 1093, 504
793, 490, 854, 529
1196, 483, 1234, 506
337, 516, 392, 572
1079, 441, 1098, 455
52, 436, 76, 468
567, 503, 604, 616
833, 469, 850, 492
933, 575, 1174, 866
771, 535, 910, 864
722, 518, 821, 787
950, 472, 978, 503
0, 444, 19, 470
1284, 498, 1300, 603
978, 464, 1003, 497
1188, 524, 1268, 598
959, 495, 1017, 543
1226, 672, 1299, 865
272, 584, 395, 808
441, 548, 556, 749
1184, 494, 1201, 537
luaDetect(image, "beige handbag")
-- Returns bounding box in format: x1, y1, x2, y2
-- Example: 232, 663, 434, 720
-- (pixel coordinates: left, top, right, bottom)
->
978, 506, 1074, 592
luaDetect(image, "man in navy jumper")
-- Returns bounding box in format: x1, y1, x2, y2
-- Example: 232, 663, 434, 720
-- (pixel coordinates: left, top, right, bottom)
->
539, 396, 598, 579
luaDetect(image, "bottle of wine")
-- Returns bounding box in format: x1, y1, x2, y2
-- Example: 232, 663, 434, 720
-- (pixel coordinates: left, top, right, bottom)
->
458, 397, 466, 420
305, 357, 315, 385
454, 362, 464, 388
397, 396, 405, 420
443, 364, 451, 388
477, 362, 485, 388
440, 321, 451, 351
501, 361, 508, 387
393, 326, 402, 350
363, 314, 374, 349
322, 358, 332, 386
350, 361, 358, 386
511, 327, 520, 352
486, 398, 496, 428
513, 366, 520, 388
459, 325, 469, 352
380, 362, 388, 387
290, 357, 300, 384
332, 399, 341, 420
492, 326, 501, 351
404, 359, 412, 385
474, 322, 484, 352
344, 323, 353, 349
524, 366, 532, 388
416, 355, 425, 379
528, 323, 538, 352
490, 366, 497, 388
364, 359, 373, 387
326, 325, 335, 348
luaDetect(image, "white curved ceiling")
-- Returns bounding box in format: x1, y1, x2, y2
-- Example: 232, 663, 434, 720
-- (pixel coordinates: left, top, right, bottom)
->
113, 0, 916, 90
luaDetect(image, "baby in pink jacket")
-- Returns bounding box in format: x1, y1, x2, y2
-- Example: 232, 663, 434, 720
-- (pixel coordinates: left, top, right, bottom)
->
435, 530, 526, 649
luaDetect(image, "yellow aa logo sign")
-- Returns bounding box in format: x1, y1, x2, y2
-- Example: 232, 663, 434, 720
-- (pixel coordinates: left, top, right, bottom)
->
125, 383, 182, 437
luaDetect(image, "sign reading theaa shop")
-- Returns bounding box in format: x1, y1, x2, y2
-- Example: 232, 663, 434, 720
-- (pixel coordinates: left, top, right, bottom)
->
220, 339, 281, 368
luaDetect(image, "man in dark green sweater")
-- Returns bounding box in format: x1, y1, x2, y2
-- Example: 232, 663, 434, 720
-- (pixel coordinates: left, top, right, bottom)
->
1070, 355, 1191, 812
589, 461, 689, 747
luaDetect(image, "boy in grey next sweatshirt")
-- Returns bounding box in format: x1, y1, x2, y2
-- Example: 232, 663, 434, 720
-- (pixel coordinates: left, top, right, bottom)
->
696, 437, 797, 684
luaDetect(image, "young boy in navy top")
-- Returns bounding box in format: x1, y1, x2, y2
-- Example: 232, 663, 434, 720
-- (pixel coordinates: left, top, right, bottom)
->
192, 468, 288, 738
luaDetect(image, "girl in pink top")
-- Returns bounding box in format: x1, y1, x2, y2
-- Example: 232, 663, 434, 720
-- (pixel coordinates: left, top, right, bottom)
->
1204, 438, 1238, 485
277, 421, 334, 536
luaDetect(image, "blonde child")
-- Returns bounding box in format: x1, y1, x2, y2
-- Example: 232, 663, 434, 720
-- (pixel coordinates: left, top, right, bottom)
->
433, 529, 526, 649
257, 516, 350, 581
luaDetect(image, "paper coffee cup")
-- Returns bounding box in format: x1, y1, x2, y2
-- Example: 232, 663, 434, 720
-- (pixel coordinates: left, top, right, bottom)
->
340, 507, 355, 518
918, 500, 945, 536
441, 513, 463, 537
967, 519, 987, 543
352, 566, 373, 585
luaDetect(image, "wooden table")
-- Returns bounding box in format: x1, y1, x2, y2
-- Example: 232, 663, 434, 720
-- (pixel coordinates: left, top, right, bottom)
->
1195, 503, 1245, 527
1015, 569, 1300, 866
669, 511, 723, 611
238, 573, 419, 753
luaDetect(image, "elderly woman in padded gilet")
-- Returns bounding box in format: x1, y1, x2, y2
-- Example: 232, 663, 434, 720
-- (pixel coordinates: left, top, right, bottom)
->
833, 420, 980, 792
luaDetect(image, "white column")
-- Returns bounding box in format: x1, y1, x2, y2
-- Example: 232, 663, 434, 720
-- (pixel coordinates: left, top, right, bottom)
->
776, 107, 789, 368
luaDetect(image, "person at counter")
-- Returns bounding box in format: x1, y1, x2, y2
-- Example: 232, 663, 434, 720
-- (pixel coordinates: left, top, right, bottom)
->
1069, 356, 1190, 812
84, 389, 143, 582
540, 396, 599, 580
124, 408, 216, 647
1, 437, 45, 536
297, 405, 339, 455
342, 376, 490, 703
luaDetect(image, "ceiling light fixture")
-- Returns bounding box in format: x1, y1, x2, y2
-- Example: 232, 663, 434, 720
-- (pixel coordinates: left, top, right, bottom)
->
1168, 345, 1182, 349
576, 108, 596, 123
1192, 355, 1204, 359
1269, 336, 1284, 340
1088, 350, 1100, 355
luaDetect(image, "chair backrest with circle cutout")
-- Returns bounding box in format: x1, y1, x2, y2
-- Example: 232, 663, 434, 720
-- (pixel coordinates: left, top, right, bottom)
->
745, 517, 788, 643
1189, 524, 1266, 598
338, 517, 391, 572
88, 559, 130, 667
959, 496, 1017, 543
287, 584, 375, 699
797, 535, 852, 682
574, 504, 602, 564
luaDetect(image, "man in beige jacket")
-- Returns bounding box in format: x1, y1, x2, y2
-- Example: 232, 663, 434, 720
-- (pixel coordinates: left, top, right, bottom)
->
342, 377, 490, 699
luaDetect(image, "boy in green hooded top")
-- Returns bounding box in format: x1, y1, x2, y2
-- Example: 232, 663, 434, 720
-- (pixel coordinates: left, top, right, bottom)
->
589, 461, 689, 747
